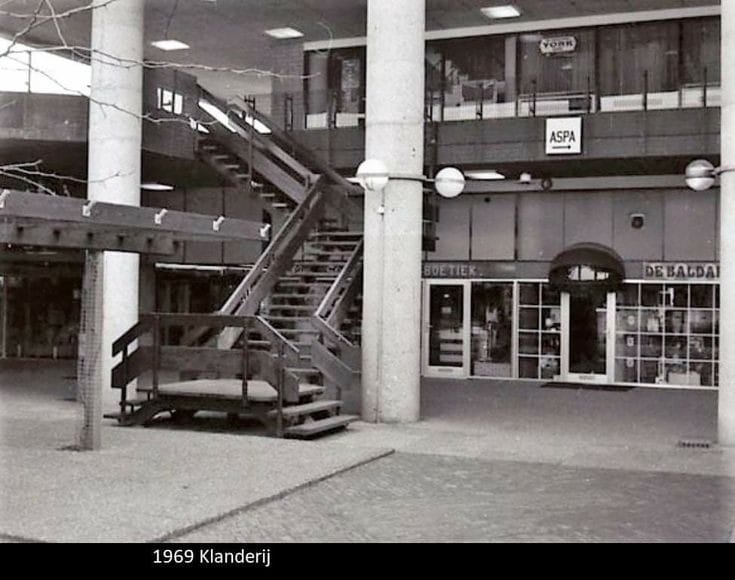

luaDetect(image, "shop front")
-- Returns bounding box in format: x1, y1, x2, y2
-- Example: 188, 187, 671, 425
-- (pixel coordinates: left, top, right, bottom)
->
421, 252, 719, 389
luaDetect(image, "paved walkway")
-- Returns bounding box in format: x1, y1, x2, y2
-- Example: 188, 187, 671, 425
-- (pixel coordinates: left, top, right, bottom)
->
0, 360, 390, 543
2, 361, 734, 542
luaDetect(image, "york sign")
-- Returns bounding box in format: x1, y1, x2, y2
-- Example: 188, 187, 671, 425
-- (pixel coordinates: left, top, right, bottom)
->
539, 36, 577, 55
545, 117, 582, 155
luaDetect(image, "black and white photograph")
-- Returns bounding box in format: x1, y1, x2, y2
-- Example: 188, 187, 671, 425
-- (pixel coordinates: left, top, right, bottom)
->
0, 0, 734, 553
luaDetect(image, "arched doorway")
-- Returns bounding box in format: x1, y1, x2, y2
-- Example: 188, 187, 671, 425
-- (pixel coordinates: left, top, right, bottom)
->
549, 243, 625, 383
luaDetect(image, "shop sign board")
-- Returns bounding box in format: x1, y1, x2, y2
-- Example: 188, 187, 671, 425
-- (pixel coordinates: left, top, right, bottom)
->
422, 262, 518, 279
539, 36, 577, 55
545, 117, 582, 155
643, 262, 720, 281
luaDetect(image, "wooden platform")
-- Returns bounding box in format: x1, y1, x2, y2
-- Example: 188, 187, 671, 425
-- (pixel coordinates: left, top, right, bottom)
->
137, 379, 324, 403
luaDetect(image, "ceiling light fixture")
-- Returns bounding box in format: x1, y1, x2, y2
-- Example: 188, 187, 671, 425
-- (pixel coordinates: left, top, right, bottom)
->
150, 39, 190, 51
265, 27, 304, 39
141, 182, 175, 191
481, 5, 521, 20
465, 170, 506, 181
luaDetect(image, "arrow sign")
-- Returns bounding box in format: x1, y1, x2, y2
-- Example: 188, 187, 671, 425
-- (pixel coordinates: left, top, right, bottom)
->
545, 117, 582, 155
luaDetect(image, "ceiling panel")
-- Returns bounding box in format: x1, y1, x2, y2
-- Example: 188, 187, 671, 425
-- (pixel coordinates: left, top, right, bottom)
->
0, 0, 720, 99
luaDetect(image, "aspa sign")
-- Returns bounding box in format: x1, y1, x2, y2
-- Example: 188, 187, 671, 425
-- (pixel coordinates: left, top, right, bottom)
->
539, 36, 577, 55
545, 117, 582, 155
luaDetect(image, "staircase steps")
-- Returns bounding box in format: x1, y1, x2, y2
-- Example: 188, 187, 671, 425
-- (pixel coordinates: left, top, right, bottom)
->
267, 399, 341, 418
286, 367, 321, 376
192, 93, 363, 439
292, 260, 348, 268
270, 293, 324, 301
277, 329, 320, 336
308, 239, 360, 246
275, 282, 332, 289
310, 231, 363, 239
284, 414, 359, 439
263, 315, 312, 322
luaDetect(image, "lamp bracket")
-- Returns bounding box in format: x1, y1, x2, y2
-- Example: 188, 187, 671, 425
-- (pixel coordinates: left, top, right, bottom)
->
386, 173, 429, 183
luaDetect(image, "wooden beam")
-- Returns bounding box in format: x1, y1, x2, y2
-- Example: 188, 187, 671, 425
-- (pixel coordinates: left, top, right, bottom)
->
0, 190, 267, 243
0, 222, 176, 255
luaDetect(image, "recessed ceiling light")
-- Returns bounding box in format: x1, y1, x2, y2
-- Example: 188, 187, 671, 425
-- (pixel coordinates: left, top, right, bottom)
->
141, 182, 175, 191
150, 39, 190, 51
481, 5, 521, 19
265, 27, 304, 39
465, 170, 506, 181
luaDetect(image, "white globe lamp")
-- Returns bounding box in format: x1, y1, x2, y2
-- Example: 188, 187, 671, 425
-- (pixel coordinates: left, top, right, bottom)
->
356, 159, 389, 192
435, 167, 465, 198
685, 159, 716, 191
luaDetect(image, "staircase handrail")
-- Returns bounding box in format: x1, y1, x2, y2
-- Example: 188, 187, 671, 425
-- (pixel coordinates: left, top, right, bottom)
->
229, 95, 363, 214
218, 175, 325, 316
197, 86, 316, 187
313, 239, 363, 349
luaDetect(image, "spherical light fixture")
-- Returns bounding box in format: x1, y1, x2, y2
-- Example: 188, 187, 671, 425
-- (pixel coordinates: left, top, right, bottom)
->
685, 159, 716, 191
434, 167, 465, 198
356, 159, 389, 192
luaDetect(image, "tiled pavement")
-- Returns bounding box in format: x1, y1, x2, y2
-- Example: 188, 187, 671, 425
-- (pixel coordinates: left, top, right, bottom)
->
2, 360, 735, 542
173, 452, 735, 543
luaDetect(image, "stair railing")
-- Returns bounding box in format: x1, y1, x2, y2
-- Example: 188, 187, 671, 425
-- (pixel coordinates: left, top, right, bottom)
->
310, 241, 363, 398
312, 238, 363, 351
111, 313, 298, 417
196, 89, 314, 204
230, 95, 362, 195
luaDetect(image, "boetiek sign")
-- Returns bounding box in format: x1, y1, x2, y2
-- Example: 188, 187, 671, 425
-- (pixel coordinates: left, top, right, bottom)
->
644, 262, 720, 281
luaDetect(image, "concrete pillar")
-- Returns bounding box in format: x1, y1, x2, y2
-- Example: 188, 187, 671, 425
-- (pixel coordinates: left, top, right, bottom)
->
720, 3, 735, 446
361, 0, 425, 423
85, 0, 144, 413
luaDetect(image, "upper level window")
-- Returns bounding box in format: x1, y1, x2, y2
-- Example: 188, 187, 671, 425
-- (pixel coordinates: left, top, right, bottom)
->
682, 18, 720, 86
0, 37, 90, 96
299, 16, 721, 130
304, 47, 365, 129
520, 29, 596, 94
434, 35, 511, 121
598, 20, 679, 111
156, 87, 184, 115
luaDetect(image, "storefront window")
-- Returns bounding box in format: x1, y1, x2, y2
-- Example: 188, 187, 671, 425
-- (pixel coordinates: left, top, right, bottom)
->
470, 282, 513, 377
615, 283, 718, 386
598, 21, 679, 111
428, 285, 464, 367
304, 47, 365, 128
518, 282, 561, 379
682, 18, 720, 107
434, 35, 512, 121
518, 29, 596, 115
5, 275, 80, 358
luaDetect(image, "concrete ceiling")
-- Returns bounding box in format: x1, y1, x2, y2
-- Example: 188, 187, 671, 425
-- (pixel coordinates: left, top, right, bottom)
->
0, 1, 720, 98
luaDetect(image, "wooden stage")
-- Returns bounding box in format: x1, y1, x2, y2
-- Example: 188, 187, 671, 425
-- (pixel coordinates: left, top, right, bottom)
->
136, 379, 325, 403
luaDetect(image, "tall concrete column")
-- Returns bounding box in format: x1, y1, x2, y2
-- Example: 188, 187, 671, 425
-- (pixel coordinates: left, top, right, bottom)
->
85, 0, 144, 412
362, 0, 425, 423
720, 3, 735, 446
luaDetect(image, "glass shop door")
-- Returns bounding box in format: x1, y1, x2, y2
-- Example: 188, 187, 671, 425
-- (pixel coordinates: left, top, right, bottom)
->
561, 290, 615, 383
422, 281, 470, 378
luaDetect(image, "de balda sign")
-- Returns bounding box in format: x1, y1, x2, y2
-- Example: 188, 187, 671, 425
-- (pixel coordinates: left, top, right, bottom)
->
545, 117, 582, 155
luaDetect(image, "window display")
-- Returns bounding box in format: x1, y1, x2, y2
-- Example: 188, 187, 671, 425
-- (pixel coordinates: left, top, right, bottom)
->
614, 283, 718, 386
471, 283, 513, 376
517, 283, 561, 379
